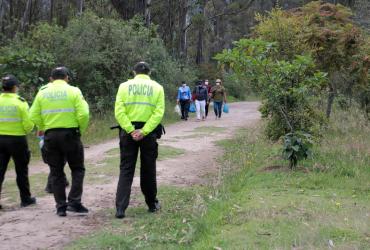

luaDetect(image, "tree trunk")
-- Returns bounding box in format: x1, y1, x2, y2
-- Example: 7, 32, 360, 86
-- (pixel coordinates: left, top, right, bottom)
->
196, 28, 204, 64
20, 0, 32, 32
326, 87, 336, 118
76, 0, 84, 15
145, 0, 151, 26
178, 0, 188, 60
39, 0, 52, 21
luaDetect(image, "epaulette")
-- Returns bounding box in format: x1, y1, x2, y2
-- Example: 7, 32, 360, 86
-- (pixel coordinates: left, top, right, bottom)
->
18, 96, 26, 102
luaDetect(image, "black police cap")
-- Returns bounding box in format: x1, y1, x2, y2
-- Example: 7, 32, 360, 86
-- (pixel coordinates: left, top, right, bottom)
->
133, 62, 150, 73
2, 74, 19, 88
51, 67, 69, 79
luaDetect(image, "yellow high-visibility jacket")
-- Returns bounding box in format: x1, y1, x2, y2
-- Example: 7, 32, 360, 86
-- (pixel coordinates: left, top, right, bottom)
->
29, 80, 89, 134
115, 74, 165, 135
0, 93, 34, 136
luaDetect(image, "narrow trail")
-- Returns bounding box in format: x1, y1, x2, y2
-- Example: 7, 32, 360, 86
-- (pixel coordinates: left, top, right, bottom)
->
0, 102, 260, 250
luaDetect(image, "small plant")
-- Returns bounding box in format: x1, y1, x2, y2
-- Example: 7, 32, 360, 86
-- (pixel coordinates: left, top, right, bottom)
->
282, 132, 313, 169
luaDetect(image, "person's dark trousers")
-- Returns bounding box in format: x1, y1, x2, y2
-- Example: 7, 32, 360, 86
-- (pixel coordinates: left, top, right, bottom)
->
0, 135, 32, 203
214, 101, 223, 118
45, 171, 68, 193
180, 99, 190, 119
44, 128, 85, 209
205, 101, 209, 117
116, 129, 158, 212
42, 147, 68, 192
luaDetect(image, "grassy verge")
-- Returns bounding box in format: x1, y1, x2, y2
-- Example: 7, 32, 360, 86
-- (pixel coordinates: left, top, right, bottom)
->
68, 109, 369, 249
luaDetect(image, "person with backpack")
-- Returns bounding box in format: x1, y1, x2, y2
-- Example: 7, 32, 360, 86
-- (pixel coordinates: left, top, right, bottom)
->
176, 81, 191, 121
211, 79, 227, 119
193, 80, 208, 121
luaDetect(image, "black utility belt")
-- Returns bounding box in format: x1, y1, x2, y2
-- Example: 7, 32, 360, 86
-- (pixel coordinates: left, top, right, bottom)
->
45, 127, 80, 135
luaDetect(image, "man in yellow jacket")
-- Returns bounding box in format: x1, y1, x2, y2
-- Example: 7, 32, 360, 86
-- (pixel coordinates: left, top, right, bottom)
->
30, 67, 89, 217
115, 62, 165, 219
0, 75, 36, 209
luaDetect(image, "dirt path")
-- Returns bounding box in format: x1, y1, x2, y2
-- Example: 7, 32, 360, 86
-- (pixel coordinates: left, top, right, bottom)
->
0, 102, 260, 250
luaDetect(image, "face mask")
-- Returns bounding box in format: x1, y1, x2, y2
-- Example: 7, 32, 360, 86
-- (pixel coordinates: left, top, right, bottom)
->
182, 84, 186, 87
216, 82, 220, 86
205, 82, 209, 86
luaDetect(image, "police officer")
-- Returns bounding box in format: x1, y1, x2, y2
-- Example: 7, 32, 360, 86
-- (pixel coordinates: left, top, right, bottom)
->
0, 75, 36, 209
115, 62, 165, 219
29, 67, 89, 217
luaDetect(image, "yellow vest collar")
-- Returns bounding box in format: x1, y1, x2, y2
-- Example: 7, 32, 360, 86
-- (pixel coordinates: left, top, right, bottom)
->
52, 79, 68, 85
134, 74, 151, 80
0, 93, 17, 97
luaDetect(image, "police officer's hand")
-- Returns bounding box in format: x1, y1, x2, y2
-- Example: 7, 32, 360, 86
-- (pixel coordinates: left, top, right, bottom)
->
131, 129, 144, 141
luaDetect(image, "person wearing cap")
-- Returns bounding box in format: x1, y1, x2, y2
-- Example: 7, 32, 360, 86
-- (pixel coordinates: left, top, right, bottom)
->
176, 81, 192, 121
29, 67, 89, 217
38, 76, 69, 194
0, 75, 36, 209
211, 79, 227, 119
115, 62, 165, 219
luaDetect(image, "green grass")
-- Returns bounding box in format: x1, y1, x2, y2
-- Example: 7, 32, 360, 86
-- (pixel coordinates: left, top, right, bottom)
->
68, 108, 370, 249
85, 145, 185, 185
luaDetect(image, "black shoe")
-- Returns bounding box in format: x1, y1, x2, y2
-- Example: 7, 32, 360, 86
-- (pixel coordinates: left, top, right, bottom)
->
148, 201, 161, 213
67, 203, 89, 213
57, 207, 67, 217
115, 209, 125, 219
0, 204, 2, 210
20, 197, 36, 207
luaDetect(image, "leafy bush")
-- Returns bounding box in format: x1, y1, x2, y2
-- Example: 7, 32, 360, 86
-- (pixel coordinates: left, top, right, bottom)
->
215, 38, 326, 167
254, 2, 367, 118
282, 132, 313, 169
216, 39, 327, 140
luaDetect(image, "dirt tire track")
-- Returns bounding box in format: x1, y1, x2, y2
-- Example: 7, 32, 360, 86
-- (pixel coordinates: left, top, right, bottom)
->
0, 102, 260, 250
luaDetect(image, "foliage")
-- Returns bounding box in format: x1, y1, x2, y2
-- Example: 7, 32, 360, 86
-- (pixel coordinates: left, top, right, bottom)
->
216, 39, 327, 141
254, 2, 368, 118
0, 46, 55, 100
283, 132, 313, 169
0, 13, 196, 112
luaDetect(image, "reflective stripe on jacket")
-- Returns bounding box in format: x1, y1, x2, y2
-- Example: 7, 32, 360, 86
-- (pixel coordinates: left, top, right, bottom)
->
0, 93, 34, 136
29, 80, 89, 134
115, 74, 165, 135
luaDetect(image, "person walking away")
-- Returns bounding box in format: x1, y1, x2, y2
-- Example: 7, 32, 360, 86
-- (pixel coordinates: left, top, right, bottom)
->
115, 62, 165, 219
204, 79, 211, 117
0, 75, 36, 210
176, 81, 191, 121
193, 80, 208, 121
37, 77, 70, 194
211, 79, 227, 119
30, 67, 89, 217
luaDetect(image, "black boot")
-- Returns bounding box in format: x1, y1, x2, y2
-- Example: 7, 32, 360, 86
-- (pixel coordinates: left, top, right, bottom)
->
148, 201, 161, 213
57, 206, 67, 217
20, 197, 36, 207
115, 208, 125, 219
67, 203, 89, 213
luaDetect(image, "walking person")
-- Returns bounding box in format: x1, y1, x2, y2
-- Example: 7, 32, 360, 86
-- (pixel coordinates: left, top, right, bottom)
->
211, 79, 227, 119
30, 67, 90, 217
37, 76, 70, 194
0, 75, 36, 209
193, 80, 208, 121
115, 62, 165, 219
204, 79, 211, 118
176, 81, 191, 121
